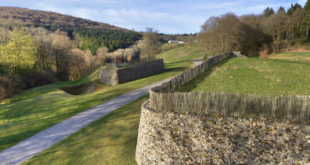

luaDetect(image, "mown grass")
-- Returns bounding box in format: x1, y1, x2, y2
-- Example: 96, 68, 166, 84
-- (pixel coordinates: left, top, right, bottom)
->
178, 52, 310, 96
24, 96, 148, 165
0, 43, 204, 151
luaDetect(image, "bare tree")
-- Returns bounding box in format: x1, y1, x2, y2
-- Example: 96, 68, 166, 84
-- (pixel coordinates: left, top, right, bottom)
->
66, 48, 91, 80
51, 30, 73, 80
261, 11, 287, 52
138, 27, 161, 60
199, 14, 243, 55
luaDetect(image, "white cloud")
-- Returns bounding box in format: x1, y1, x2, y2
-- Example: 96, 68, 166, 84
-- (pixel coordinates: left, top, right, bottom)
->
298, 0, 307, 6
3, 0, 304, 34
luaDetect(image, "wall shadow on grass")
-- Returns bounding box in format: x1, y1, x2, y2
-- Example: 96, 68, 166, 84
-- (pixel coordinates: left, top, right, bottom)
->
162, 67, 187, 73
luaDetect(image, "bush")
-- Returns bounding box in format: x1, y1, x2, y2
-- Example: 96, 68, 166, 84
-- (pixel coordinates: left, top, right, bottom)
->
0, 75, 25, 101
21, 71, 57, 88
66, 48, 92, 81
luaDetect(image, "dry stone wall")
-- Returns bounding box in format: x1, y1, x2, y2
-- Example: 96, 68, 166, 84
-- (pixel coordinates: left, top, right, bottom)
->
99, 59, 164, 86
136, 101, 310, 164
136, 52, 310, 164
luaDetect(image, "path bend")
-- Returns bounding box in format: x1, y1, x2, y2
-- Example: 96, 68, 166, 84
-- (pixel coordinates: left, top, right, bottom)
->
0, 59, 202, 165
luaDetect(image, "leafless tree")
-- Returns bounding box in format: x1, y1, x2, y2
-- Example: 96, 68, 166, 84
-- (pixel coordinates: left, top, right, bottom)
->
138, 27, 161, 60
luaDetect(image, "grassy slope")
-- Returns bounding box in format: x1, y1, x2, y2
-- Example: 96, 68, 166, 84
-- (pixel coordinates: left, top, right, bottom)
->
179, 52, 310, 96
25, 96, 148, 165
0, 44, 203, 151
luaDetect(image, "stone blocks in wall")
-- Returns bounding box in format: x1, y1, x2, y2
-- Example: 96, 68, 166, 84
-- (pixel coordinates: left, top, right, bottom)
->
136, 101, 310, 164
99, 59, 165, 86
136, 52, 310, 164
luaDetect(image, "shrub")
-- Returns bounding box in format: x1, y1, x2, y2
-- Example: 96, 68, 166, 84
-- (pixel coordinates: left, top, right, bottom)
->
21, 71, 57, 88
66, 48, 92, 81
0, 75, 25, 101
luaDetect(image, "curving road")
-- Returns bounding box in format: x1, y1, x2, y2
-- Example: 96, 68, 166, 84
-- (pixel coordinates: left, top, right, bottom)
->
0, 59, 203, 165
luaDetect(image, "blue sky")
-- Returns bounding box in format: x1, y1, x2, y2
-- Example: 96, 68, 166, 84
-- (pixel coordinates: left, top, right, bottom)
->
0, 0, 307, 34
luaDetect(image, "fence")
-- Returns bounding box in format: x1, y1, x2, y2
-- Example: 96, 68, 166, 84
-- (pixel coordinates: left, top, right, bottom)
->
149, 52, 310, 121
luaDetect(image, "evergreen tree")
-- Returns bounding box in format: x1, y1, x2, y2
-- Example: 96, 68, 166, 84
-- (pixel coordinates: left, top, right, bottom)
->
263, 7, 275, 17
277, 7, 286, 13
287, 3, 302, 16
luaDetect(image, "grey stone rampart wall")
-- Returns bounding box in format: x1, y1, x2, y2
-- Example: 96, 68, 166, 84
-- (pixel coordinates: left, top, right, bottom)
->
136, 52, 310, 164
117, 59, 164, 84
99, 59, 164, 86
136, 101, 310, 164
99, 64, 118, 86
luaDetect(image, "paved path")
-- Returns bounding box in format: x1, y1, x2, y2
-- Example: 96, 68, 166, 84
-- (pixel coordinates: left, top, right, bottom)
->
0, 59, 203, 165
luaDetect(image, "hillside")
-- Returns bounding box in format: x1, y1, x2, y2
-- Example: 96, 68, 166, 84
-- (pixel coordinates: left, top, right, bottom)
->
0, 44, 204, 153
0, 7, 123, 30
0, 7, 142, 53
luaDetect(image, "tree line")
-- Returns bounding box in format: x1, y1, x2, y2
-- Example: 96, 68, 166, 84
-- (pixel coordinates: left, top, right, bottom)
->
199, 2, 310, 56
0, 24, 160, 100
37, 24, 142, 54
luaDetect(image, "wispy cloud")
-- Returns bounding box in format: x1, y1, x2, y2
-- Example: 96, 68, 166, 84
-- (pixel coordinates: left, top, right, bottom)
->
298, 0, 307, 5
1, 0, 305, 34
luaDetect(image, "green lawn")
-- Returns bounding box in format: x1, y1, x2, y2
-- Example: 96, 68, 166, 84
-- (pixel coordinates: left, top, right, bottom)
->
24, 96, 148, 165
178, 52, 310, 96
0, 43, 204, 151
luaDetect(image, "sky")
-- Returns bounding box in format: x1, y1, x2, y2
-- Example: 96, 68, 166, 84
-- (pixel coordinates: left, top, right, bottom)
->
0, 0, 308, 34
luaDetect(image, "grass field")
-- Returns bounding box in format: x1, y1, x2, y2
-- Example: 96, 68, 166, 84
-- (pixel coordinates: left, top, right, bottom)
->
0, 43, 203, 152
268, 52, 310, 63
24, 96, 148, 165
178, 52, 310, 96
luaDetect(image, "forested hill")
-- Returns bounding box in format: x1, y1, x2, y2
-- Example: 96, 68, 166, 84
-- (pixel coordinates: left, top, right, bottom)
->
0, 7, 142, 53
0, 7, 123, 30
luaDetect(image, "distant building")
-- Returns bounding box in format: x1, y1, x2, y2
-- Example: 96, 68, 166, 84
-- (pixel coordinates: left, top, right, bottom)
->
168, 40, 184, 44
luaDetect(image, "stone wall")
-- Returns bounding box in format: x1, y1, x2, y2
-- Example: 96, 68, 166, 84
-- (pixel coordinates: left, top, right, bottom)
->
136, 52, 310, 164
136, 101, 310, 164
99, 59, 164, 86
150, 52, 310, 121
99, 64, 118, 86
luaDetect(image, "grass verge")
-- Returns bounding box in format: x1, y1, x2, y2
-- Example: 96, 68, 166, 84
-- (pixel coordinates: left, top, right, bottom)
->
0, 43, 203, 151
24, 96, 148, 165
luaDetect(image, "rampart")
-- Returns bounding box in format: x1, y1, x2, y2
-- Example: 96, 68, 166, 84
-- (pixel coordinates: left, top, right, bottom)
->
136, 52, 310, 164
99, 59, 164, 86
